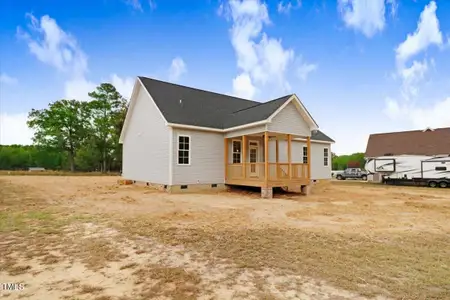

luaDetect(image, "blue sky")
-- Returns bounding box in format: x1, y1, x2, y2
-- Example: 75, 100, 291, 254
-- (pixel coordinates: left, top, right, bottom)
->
1, 0, 450, 154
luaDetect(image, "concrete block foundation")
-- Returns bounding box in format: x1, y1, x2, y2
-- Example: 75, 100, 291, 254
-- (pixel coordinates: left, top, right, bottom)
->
261, 187, 273, 199
301, 184, 311, 195
123, 180, 227, 194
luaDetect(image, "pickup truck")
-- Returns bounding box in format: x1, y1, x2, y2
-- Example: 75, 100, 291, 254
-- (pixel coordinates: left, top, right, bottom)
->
335, 168, 368, 181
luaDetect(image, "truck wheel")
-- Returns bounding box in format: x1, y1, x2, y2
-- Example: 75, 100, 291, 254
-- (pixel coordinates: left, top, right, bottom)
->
439, 181, 448, 188
428, 181, 438, 188
336, 175, 343, 180
361, 175, 367, 181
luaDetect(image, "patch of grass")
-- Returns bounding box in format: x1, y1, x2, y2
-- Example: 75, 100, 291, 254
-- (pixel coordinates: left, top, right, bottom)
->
93, 296, 113, 300
120, 262, 139, 270
8, 265, 32, 276
41, 254, 62, 265
121, 219, 450, 300
67, 238, 127, 271
79, 284, 104, 294
133, 264, 201, 300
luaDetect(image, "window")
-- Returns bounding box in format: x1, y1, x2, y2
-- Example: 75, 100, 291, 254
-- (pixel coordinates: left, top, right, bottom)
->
324, 148, 329, 166
178, 136, 190, 165
436, 166, 447, 171
232, 140, 241, 163
303, 146, 308, 164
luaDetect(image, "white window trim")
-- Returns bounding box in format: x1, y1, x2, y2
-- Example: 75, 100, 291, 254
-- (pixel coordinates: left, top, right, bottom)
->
302, 146, 308, 164
232, 139, 242, 164
177, 134, 191, 166
324, 147, 329, 167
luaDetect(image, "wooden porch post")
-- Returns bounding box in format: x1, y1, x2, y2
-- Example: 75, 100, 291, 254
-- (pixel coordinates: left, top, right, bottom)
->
224, 138, 228, 180
306, 136, 311, 180
264, 132, 269, 187
242, 135, 247, 179
287, 134, 292, 179
275, 136, 279, 179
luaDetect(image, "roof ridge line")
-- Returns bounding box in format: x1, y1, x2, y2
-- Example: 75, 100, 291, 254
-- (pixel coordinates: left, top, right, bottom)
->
229, 94, 293, 114
370, 126, 450, 136
138, 76, 258, 104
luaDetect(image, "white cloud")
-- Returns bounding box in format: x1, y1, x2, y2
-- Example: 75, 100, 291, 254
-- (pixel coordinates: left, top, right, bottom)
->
0, 113, 34, 145
124, 0, 155, 11
395, 1, 442, 66
384, 2, 449, 130
297, 61, 317, 81
384, 97, 450, 129
19, 13, 134, 102
233, 73, 257, 99
0, 73, 18, 85
18, 14, 88, 77
64, 78, 97, 102
110, 74, 135, 99
277, 0, 301, 14
223, 0, 308, 99
168, 57, 187, 82
387, 0, 398, 17
125, 0, 143, 11
338, 0, 396, 38
399, 59, 430, 99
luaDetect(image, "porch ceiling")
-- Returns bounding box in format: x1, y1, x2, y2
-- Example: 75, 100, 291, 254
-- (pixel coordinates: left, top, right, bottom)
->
234, 131, 309, 139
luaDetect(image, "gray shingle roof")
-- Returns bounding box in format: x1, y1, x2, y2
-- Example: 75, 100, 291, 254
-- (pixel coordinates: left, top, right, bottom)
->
138, 77, 334, 143
139, 76, 291, 129
311, 130, 335, 143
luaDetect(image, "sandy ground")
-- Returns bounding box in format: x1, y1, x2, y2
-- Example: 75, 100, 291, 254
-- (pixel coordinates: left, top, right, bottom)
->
1, 176, 449, 300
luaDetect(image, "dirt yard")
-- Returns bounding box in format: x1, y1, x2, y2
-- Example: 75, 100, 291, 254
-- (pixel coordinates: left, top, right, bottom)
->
1, 176, 449, 300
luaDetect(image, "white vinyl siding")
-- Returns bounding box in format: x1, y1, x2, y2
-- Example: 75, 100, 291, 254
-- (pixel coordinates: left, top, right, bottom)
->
172, 128, 224, 185
268, 102, 311, 137
225, 125, 266, 138
310, 142, 332, 179
122, 84, 170, 184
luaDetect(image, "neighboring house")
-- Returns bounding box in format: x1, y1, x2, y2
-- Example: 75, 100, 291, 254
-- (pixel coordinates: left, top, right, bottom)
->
364, 127, 450, 181
119, 76, 335, 198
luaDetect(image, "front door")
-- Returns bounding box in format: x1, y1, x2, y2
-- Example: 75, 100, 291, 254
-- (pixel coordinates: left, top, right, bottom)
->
249, 142, 259, 177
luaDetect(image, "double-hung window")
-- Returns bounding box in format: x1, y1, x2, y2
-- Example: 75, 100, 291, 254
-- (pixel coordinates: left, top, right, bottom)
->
178, 136, 190, 165
324, 148, 329, 166
232, 140, 241, 164
302, 146, 308, 164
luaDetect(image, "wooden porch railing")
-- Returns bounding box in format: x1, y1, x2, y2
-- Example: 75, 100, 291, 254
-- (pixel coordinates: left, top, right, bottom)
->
227, 163, 308, 182
227, 163, 266, 181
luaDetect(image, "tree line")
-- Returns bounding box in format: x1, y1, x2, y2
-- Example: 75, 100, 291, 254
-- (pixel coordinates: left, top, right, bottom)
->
1, 82, 365, 173
332, 152, 366, 170
0, 83, 127, 172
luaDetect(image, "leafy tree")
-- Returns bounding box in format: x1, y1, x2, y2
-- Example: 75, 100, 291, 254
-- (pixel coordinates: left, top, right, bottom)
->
0, 145, 66, 170
87, 83, 127, 172
75, 140, 102, 171
332, 152, 366, 170
27, 99, 90, 171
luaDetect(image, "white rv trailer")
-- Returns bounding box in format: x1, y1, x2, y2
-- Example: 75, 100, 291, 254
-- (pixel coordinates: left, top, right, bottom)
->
365, 155, 450, 188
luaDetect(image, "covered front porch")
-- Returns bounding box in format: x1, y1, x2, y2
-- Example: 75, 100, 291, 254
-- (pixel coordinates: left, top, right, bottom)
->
224, 131, 311, 196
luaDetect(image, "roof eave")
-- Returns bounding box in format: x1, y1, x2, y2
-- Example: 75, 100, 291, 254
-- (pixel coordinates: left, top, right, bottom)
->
167, 119, 270, 133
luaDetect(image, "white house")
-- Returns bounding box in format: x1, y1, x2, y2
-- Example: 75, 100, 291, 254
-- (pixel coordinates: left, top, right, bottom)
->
119, 76, 335, 198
